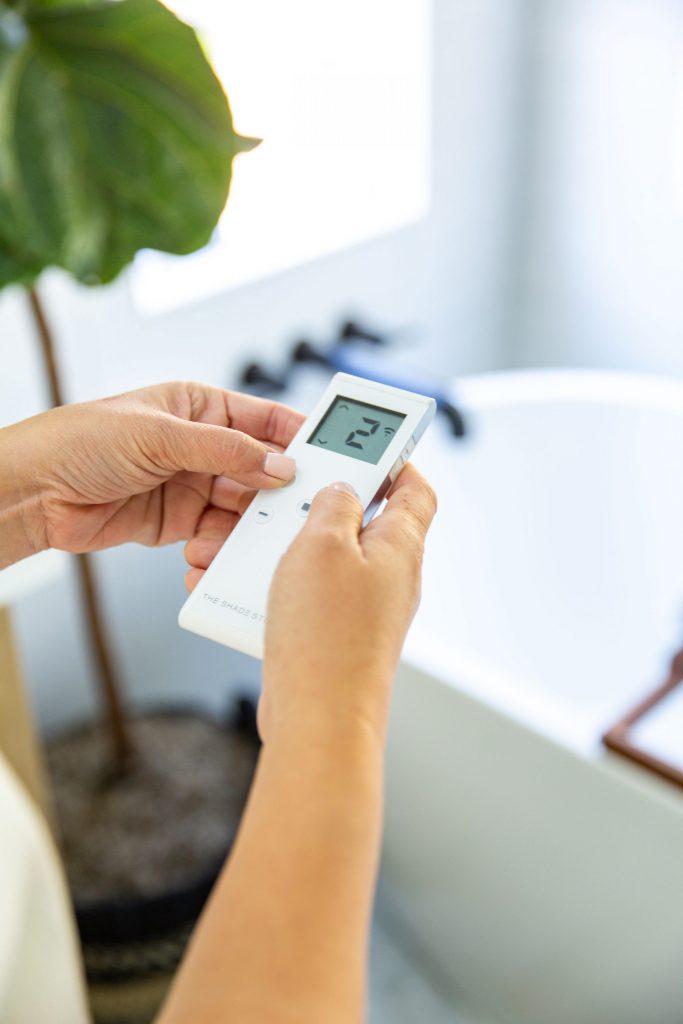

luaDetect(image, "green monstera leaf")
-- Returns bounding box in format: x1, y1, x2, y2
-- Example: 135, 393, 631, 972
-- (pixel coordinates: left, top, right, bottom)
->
0, 0, 257, 287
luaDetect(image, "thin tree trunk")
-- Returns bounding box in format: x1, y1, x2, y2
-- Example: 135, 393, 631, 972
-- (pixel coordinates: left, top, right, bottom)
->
27, 286, 133, 773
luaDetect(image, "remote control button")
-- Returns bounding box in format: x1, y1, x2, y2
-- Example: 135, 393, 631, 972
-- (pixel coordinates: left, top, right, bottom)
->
297, 498, 313, 517
403, 435, 416, 459
389, 459, 403, 483
254, 506, 274, 524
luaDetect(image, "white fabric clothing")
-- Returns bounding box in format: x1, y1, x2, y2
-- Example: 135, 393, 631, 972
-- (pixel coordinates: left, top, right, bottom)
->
0, 751, 89, 1024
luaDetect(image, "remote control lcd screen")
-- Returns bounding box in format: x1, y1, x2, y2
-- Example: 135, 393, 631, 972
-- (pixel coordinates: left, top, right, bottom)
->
307, 396, 406, 464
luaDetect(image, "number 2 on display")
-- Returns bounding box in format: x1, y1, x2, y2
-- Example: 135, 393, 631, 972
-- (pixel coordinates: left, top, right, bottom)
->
345, 417, 380, 451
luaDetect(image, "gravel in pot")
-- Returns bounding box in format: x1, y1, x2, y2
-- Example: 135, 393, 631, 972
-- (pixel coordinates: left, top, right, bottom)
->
46, 696, 261, 1024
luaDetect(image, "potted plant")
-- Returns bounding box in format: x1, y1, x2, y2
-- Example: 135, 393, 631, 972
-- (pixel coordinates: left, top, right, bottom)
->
0, 1, 262, 1020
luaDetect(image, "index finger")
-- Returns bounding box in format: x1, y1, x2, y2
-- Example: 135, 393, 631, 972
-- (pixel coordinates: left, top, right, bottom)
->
361, 463, 437, 552
180, 382, 306, 448
224, 391, 306, 448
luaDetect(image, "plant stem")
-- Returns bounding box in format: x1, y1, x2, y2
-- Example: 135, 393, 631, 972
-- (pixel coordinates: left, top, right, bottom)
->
27, 287, 63, 404
27, 286, 133, 774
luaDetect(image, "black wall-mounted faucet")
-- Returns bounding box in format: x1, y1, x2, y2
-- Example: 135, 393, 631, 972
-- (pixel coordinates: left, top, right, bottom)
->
238, 320, 467, 439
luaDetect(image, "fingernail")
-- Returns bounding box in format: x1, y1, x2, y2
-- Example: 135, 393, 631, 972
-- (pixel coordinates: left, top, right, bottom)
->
264, 452, 296, 481
331, 481, 360, 500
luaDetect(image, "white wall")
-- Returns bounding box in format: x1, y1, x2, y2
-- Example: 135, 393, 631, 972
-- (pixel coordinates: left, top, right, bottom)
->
514, 0, 683, 374
1, 0, 527, 733
420, 0, 525, 373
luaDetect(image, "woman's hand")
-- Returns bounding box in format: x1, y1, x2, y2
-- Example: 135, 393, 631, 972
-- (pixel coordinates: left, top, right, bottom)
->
186, 463, 436, 740
259, 465, 437, 740
0, 381, 304, 567
262, 468, 438, 741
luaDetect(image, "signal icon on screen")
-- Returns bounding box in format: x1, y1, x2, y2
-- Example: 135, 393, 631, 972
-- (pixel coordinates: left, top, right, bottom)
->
383, 427, 395, 437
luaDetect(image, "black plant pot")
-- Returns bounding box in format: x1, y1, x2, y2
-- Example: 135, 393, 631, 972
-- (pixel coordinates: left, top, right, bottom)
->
46, 696, 261, 1024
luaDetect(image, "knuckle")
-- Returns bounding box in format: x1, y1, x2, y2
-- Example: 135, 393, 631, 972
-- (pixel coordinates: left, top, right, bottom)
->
424, 481, 438, 516
223, 430, 262, 472
136, 381, 187, 417
138, 411, 178, 468
317, 524, 348, 549
160, 380, 188, 402
404, 484, 437, 536
410, 505, 433, 535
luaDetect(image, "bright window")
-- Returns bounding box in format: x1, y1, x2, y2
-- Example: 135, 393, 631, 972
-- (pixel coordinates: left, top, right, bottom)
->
133, 0, 431, 314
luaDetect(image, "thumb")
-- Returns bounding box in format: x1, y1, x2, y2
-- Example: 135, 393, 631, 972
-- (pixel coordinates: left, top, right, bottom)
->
154, 417, 296, 488
303, 481, 364, 542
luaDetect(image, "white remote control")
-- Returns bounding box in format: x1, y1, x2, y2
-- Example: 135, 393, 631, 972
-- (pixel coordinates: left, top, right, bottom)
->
178, 372, 436, 658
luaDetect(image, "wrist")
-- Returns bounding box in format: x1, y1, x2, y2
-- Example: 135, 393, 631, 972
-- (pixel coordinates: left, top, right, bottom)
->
262, 699, 388, 783
261, 665, 395, 751
0, 421, 49, 567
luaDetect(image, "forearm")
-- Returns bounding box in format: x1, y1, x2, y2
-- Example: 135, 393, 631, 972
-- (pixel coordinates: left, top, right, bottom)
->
0, 421, 47, 568
158, 708, 386, 1024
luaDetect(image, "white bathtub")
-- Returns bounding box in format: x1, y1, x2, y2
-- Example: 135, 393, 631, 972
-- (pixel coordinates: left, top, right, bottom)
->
381, 370, 683, 1024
